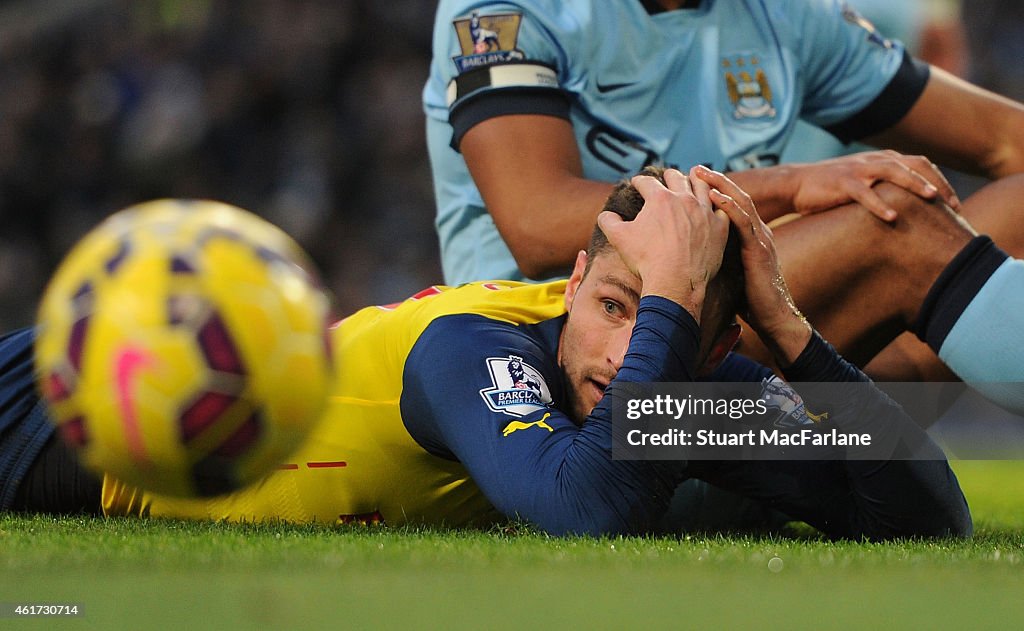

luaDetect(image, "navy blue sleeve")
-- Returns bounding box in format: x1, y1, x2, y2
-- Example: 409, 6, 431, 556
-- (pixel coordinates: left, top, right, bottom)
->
401, 296, 696, 536
702, 352, 775, 383
0, 327, 57, 510
688, 332, 969, 539
767, 332, 971, 538
781, 332, 958, 464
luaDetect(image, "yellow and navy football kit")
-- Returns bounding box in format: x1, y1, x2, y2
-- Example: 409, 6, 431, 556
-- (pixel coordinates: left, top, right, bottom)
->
3, 281, 971, 538
101, 281, 568, 527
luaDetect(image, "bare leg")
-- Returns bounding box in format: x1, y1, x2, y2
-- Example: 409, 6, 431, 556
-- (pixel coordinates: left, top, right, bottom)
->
863, 173, 1024, 381
862, 335, 955, 381
957, 174, 1024, 258
736, 182, 975, 371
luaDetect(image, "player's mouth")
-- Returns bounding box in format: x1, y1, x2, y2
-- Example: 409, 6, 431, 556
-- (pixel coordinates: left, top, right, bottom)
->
589, 377, 609, 403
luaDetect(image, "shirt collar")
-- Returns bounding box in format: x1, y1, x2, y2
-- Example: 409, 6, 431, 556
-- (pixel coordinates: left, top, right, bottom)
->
639, 0, 702, 14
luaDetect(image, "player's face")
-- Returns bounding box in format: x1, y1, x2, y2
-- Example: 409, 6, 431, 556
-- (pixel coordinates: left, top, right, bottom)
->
558, 249, 640, 424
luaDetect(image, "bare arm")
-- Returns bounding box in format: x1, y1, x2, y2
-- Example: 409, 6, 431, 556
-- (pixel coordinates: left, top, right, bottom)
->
461, 115, 952, 279
865, 66, 1024, 180
727, 65, 1024, 220
460, 114, 613, 279
460, 94, 973, 281
729, 152, 958, 224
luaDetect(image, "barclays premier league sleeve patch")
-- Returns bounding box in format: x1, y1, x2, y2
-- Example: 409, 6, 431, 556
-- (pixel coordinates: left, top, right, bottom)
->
479, 355, 552, 417
450, 12, 525, 72
444, 10, 560, 111
760, 376, 828, 428
840, 2, 893, 49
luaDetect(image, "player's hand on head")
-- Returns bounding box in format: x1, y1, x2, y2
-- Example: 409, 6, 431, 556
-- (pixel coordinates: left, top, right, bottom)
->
790, 150, 960, 222
693, 166, 812, 364
597, 167, 728, 321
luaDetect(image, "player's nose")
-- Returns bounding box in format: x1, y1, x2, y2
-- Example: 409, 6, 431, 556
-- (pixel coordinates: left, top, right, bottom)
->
608, 327, 630, 372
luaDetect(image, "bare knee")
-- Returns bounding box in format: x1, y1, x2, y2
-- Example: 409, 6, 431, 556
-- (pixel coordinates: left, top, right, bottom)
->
773, 187, 974, 362
870, 183, 975, 322
960, 173, 1024, 257
874, 182, 975, 241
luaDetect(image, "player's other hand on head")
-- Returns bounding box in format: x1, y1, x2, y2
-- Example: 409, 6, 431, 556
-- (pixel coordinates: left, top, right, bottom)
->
790, 149, 960, 222
694, 166, 812, 365
598, 167, 729, 322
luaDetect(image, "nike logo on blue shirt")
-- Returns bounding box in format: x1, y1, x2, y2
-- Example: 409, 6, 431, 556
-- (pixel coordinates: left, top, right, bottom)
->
596, 82, 636, 93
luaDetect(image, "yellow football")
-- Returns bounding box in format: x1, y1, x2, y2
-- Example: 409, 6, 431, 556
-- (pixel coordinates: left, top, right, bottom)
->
35, 200, 334, 497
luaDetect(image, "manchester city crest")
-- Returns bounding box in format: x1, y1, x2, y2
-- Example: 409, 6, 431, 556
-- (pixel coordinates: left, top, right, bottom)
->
722, 54, 776, 120
479, 355, 552, 417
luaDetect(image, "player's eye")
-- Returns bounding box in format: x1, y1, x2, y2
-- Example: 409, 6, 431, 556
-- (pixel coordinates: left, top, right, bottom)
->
601, 299, 623, 317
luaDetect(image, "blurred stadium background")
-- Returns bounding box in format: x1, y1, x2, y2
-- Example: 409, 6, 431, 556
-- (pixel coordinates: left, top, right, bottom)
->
0, 0, 1021, 332
0, 0, 440, 328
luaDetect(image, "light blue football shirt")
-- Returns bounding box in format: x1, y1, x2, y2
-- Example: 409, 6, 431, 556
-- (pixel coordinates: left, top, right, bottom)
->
424, 0, 928, 284
781, 0, 926, 163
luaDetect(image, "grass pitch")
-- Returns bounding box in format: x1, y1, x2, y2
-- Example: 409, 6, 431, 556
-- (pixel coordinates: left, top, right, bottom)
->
1, 460, 1022, 630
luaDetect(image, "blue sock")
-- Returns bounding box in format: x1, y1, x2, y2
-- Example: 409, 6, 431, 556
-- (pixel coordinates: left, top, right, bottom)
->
914, 237, 1024, 414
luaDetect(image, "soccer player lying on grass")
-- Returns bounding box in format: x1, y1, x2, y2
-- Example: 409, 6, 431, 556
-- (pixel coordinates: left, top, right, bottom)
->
1, 167, 973, 539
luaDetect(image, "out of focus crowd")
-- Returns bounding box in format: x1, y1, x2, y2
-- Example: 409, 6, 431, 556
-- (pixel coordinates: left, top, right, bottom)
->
0, 0, 439, 328
1, 0, 1022, 331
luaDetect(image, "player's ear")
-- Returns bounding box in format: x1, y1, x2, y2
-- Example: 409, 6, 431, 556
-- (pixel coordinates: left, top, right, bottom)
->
564, 250, 588, 310
703, 322, 742, 373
